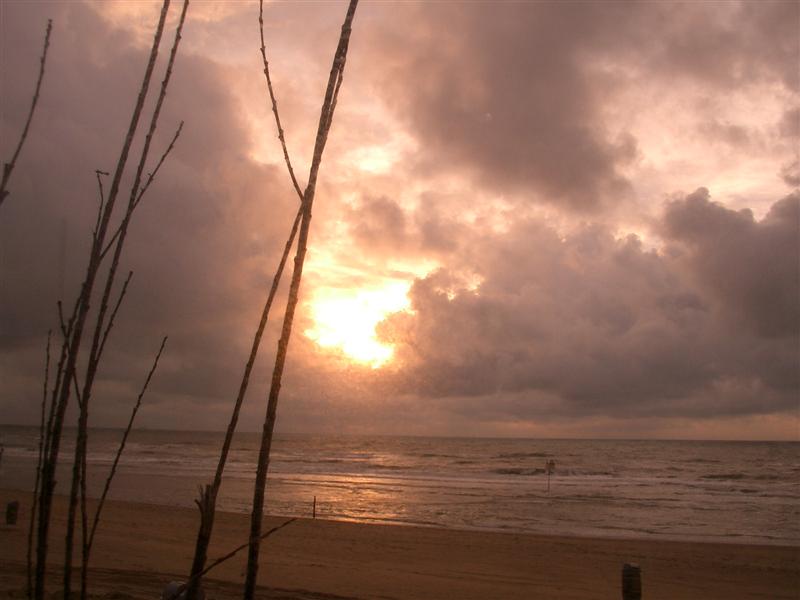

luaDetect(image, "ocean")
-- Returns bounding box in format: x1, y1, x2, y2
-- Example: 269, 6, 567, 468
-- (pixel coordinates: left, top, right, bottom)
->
1, 426, 797, 546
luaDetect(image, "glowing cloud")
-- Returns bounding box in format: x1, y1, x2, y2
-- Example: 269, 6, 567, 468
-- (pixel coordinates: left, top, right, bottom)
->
304, 281, 411, 368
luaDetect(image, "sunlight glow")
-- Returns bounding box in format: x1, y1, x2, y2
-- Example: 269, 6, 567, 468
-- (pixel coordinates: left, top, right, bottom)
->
345, 145, 396, 174
304, 282, 411, 368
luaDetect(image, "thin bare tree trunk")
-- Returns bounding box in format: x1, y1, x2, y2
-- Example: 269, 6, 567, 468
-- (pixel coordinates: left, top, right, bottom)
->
82, 337, 167, 553
183, 4, 305, 595
183, 207, 300, 600
86, 337, 167, 554
44, 300, 76, 466
77, 337, 167, 600
243, 3, 358, 598
63, 270, 130, 597
0, 19, 51, 210
64, 2, 188, 594
26, 331, 51, 600
78, 437, 88, 600
34, 3, 171, 599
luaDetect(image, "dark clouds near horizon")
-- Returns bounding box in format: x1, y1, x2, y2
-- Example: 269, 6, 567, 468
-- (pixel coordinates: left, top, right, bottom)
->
1, 1, 798, 438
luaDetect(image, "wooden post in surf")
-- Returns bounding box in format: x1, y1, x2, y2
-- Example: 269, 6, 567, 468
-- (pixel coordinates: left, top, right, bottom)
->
622, 563, 642, 600
312, 496, 316, 519
5, 500, 19, 525
545, 459, 556, 493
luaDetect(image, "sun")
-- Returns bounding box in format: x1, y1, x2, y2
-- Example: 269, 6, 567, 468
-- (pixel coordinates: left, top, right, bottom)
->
304, 282, 410, 368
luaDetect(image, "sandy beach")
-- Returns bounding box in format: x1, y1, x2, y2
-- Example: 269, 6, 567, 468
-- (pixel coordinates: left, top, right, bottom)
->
1, 489, 797, 600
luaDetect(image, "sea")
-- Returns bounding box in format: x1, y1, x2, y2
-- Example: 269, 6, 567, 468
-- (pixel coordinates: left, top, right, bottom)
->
0, 426, 797, 546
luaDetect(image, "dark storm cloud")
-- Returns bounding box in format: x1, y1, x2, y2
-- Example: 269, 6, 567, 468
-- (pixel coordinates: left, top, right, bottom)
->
345, 193, 467, 260
778, 107, 800, 187
379, 191, 799, 419
0, 2, 298, 427
367, 1, 798, 211
663, 188, 800, 338
347, 196, 409, 255
369, 2, 642, 210
779, 107, 800, 140
647, 1, 799, 90
780, 162, 800, 188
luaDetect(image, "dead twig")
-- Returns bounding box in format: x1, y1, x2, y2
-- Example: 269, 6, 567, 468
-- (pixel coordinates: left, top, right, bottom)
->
26, 331, 51, 600
258, 0, 303, 201
56, 301, 69, 340
100, 121, 184, 261
0, 19, 52, 209
87, 336, 168, 551
92, 171, 109, 243
171, 519, 297, 600
133, 120, 183, 211
96, 271, 133, 363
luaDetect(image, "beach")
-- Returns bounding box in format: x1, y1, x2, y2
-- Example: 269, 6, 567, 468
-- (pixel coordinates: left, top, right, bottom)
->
2, 490, 797, 600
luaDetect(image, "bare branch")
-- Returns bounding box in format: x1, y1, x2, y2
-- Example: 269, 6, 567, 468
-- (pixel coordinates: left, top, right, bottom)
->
189, 3, 355, 597
259, 0, 304, 201
36, 2, 174, 596
78, 434, 89, 600
44, 296, 82, 466
93, 170, 109, 243
244, 3, 358, 598
56, 304, 83, 408
184, 203, 302, 600
318, 46, 349, 163
204, 518, 297, 583
27, 331, 51, 600
0, 19, 52, 209
96, 271, 133, 362
71, 4, 187, 595
72, 371, 83, 409
134, 120, 183, 210
88, 336, 167, 550
170, 519, 297, 600
325, 68, 345, 135
56, 301, 69, 340
100, 121, 183, 261
43, 327, 66, 464
185, 2, 318, 593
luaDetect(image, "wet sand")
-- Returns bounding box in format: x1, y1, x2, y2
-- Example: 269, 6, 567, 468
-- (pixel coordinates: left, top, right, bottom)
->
1, 489, 797, 599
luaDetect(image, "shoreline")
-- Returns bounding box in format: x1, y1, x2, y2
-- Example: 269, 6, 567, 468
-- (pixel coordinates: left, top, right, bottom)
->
2, 430, 797, 548
2, 489, 798, 599
3, 475, 797, 548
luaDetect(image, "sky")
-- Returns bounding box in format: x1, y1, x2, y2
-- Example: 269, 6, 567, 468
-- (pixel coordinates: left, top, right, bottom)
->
0, 0, 798, 440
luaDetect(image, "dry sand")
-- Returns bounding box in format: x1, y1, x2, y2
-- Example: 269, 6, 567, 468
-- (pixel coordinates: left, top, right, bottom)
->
1, 489, 797, 599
